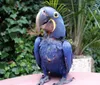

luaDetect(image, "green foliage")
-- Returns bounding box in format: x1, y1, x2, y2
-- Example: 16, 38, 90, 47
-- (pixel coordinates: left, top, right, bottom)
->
84, 47, 100, 72
43, 0, 69, 15
79, 4, 100, 54
85, 1, 100, 72
93, 49, 100, 72
0, 0, 42, 79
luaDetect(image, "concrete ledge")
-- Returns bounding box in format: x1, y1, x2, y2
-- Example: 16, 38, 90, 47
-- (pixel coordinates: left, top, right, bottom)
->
0, 72, 100, 85
70, 57, 94, 72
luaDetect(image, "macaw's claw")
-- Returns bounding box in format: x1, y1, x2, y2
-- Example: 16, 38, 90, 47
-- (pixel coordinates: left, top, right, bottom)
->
37, 75, 50, 85
53, 77, 74, 85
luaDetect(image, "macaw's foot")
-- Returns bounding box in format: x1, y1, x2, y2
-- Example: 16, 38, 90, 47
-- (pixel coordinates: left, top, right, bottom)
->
37, 75, 50, 85
53, 77, 74, 85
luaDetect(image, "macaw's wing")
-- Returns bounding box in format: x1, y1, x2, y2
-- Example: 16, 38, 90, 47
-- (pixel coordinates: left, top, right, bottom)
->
62, 41, 73, 73
34, 37, 41, 68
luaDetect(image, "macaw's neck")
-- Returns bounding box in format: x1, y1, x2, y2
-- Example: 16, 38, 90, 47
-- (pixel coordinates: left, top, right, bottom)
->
43, 32, 65, 41
49, 26, 66, 39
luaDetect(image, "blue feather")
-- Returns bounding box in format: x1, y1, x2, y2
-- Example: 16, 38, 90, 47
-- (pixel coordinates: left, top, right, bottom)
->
62, 41, 73, 73
34, 37, 41, 67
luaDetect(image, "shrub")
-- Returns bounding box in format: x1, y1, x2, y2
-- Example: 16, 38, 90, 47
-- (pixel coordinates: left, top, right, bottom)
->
0, 0, 42, 79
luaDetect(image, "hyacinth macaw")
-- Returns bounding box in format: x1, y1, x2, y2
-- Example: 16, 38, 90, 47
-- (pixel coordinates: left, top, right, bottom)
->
34, 7, 74, 85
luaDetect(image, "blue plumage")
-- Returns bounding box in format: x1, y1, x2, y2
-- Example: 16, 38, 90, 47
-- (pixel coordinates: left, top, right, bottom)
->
34, 7, 73, 85
34, 37, 73, 78
34, 37, 41, 67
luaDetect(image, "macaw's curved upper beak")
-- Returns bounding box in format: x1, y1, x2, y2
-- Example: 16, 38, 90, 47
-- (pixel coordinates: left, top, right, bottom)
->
36, 10, 49, 33
36, 10, 56, 34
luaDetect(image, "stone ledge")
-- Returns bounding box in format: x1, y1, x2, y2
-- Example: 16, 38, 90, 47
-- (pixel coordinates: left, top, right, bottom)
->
0, 72, 100, 85
70, 56, 94, 72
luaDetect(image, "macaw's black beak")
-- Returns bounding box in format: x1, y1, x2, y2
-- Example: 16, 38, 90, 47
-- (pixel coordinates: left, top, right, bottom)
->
36, 10, 56, 34
36, 10, 49, 33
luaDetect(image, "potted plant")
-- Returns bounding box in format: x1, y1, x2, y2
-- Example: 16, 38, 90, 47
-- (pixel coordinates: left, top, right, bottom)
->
42, 0, 100, 72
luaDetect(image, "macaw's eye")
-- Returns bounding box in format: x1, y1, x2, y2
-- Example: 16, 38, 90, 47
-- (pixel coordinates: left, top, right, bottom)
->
53, 12, 59, 18
43, 10, 46, 13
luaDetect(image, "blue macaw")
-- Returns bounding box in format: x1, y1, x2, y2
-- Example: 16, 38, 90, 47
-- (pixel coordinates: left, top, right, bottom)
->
34, 7, 74, 85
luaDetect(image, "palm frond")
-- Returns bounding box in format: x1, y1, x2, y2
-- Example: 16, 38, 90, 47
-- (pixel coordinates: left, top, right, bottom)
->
81, 37, 98, 53
43, 1, 51, 6
88, 7, 100, 29
90, 40, 100, 48
44, 0, 59, 9
43, 0, 68, 17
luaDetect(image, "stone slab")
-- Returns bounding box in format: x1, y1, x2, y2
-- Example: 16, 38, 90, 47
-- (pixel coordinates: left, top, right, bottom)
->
70, 57, 94, 72
0, 72, 100, 85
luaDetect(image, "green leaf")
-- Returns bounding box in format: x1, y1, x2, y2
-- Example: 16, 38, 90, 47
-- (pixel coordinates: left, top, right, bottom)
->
6, 18, 16, 25
12, 68, 19, 75
10, 62, 17, 68
0, 32, 6, 36
0, 69, 5, 74
10, 13, 18, 19
4, 72, 10, 78
25, 68, 29, 73
2, 6, 11, 14
33, 4, 39, 10
7, 26, 26, 34
2, 35, 9, 42
17, 16, 28, 24
0, 52, 1, 55
90, 40, 100, 48
9, 32, 18, 40
14, 38, 24, 44
5, 66, 10, 71
88, 7, 100, 29
20, 62, 26, 67
0, 62, 6, 69
0, 52, 9, 59
19, 67, 26, 74
3, 47, 12, 52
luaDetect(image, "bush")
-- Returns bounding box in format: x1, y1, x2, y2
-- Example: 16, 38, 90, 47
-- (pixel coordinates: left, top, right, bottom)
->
0, 0, 42, 80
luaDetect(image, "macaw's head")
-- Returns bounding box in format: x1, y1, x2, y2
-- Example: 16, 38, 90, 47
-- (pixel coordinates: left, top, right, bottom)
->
36, 6, 66, 39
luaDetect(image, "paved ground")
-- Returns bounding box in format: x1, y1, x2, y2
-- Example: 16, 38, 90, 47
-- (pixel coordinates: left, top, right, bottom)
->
0, 72, 100, 85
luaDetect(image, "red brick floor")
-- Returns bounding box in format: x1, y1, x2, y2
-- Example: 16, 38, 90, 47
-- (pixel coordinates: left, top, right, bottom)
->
0, 72, 100, 85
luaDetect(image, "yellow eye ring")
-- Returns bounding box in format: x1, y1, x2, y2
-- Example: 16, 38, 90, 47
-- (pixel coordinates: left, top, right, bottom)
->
53, 12, 59, 18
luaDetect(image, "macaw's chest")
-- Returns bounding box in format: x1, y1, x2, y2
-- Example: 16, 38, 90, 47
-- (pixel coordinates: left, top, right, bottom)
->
39, 38, 63, 62
39, 38, 66, 75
